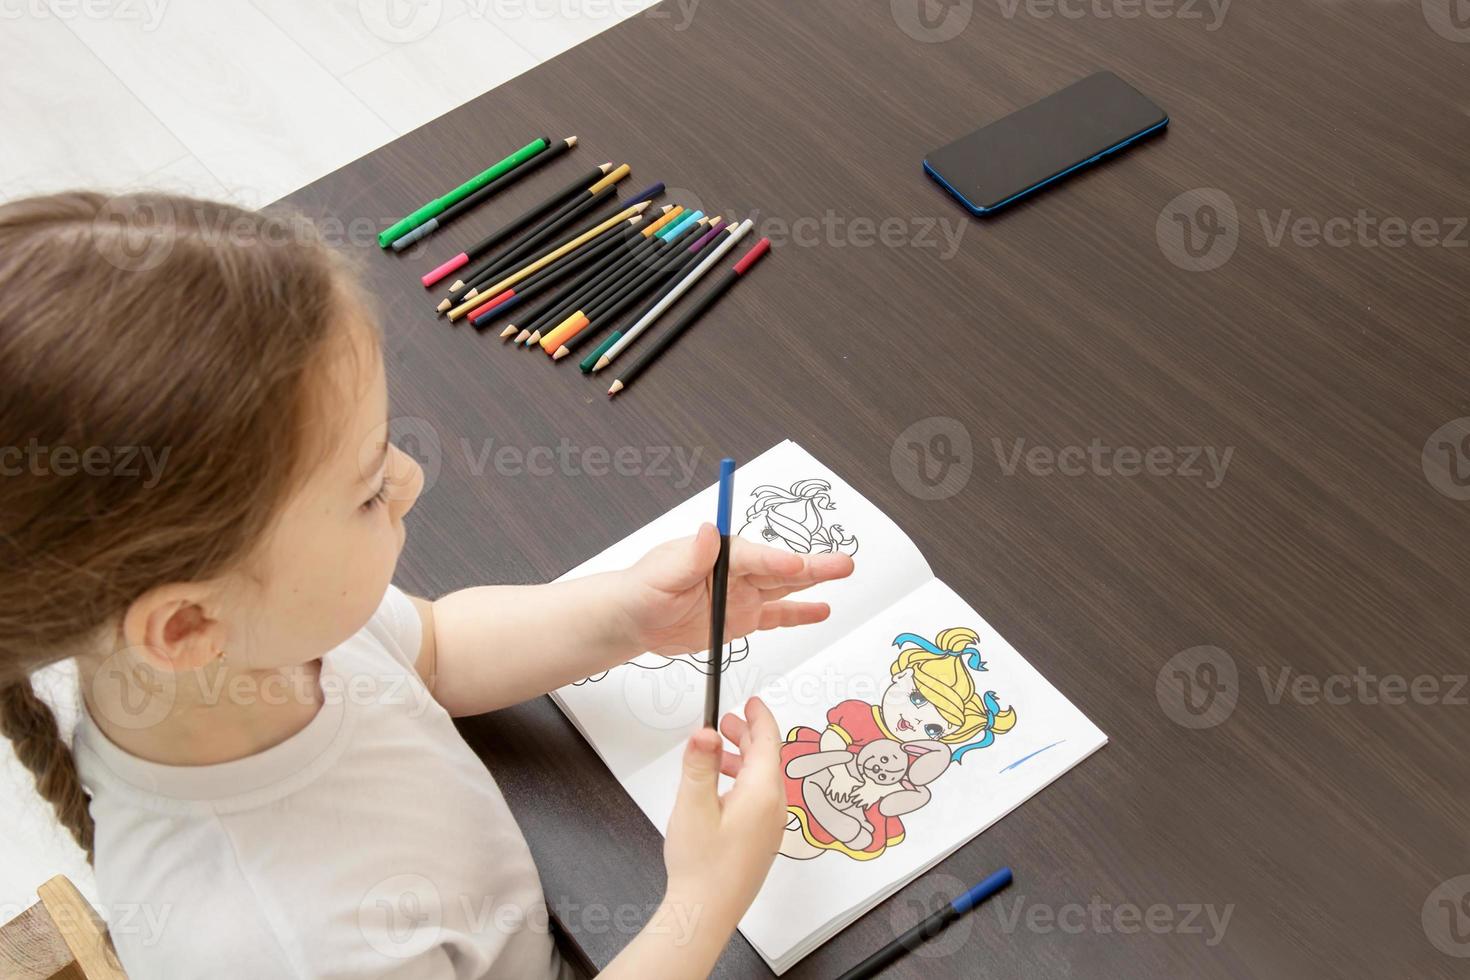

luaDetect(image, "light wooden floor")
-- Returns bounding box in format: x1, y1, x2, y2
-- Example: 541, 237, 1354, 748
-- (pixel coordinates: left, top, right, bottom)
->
0, 0, 655, 923
0, 0, 658, 207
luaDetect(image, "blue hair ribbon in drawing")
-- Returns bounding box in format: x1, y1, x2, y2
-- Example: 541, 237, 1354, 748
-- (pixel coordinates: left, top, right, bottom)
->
890, 632, 987, 672
950, 691, 1006, 765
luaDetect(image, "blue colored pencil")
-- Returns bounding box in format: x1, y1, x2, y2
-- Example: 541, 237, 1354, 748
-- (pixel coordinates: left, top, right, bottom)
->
705, 458, 736, 731
836, 868, 1013, 979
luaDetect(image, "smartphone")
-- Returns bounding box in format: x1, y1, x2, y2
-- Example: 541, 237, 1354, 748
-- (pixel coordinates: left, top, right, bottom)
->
924, 71, 1168, 216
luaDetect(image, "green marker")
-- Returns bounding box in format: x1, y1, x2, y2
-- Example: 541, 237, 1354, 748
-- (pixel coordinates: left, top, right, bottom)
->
580, 330, 622, 373
378, 138, 547, 248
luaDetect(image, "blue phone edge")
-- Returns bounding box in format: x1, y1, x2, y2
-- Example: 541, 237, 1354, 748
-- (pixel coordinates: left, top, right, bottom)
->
923, 116, 1170, 217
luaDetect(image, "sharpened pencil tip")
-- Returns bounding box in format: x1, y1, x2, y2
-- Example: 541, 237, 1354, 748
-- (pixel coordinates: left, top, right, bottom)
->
450, 280, 464, 292
608, 381, 624, 397
553, 347, 569, 360
499, 325, 517, 339
436, 299, 450, 313
465, 289, 478, 300
599, 162, 613, 173
565, 136, 578, 146
594, 356, 610, 372
528, 331, 542, 345
513, 330, 529, 344
631, 202, 651, 213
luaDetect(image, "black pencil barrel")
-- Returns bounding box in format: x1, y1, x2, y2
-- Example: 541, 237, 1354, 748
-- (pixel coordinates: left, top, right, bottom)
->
704, 532, 731, 731
618, 269, 739, 385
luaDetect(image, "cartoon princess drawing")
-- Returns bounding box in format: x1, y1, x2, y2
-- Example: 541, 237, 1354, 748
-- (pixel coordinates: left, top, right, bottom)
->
779, 627, 1016, 861
739, 479, 860, 556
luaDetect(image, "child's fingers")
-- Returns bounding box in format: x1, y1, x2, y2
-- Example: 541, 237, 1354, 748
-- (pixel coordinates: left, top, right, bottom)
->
754, 600, 831, 631
717, 711, 753, 777
743, 552, 854, 592
730, 698, 783, 801
640, 525, 721, 592
671, 728, 724, 828
719, 749, 744, 779
728, 538, 805, 578
719, 710, 750, 746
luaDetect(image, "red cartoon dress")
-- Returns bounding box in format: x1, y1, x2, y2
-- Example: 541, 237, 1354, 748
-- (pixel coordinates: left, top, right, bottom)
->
781, 699, 908, 860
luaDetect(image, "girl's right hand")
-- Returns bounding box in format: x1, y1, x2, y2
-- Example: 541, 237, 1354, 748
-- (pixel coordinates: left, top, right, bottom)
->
662, 697, 786, 934
601, 698, 785, 979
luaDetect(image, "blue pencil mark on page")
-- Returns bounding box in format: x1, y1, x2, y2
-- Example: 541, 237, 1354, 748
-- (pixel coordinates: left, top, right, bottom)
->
999, 740, 1064, 773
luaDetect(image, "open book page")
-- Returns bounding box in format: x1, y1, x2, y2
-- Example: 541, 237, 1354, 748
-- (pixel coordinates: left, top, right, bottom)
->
618, 577, 1107, 971
552, 440, 932, 782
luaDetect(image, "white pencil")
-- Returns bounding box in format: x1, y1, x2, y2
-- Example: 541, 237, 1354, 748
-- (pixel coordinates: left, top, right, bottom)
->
593, 218, 755, 372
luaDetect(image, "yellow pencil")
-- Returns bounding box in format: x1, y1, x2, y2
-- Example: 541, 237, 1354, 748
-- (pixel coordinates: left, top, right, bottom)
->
492, 205, 675, 341
446, 202, 652, 322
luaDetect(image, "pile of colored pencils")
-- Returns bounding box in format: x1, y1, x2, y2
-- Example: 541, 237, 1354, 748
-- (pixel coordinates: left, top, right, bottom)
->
398, 136, 772, 397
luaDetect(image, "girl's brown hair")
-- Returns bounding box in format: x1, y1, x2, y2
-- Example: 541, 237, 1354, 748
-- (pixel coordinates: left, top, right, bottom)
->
0, 191, 358, 859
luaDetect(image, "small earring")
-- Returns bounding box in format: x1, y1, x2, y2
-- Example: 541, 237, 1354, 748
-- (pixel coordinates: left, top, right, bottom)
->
216, 650, 227, 663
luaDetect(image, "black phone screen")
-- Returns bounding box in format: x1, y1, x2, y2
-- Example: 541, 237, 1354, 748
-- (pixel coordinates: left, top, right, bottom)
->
925, 71, 1168, 213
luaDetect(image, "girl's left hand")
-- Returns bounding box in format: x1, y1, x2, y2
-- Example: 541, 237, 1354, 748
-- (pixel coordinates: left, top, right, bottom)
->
619, 524, 854, 657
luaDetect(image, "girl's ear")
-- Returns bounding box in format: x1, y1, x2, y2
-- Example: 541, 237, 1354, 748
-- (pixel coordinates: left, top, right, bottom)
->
121, 583, 228, 673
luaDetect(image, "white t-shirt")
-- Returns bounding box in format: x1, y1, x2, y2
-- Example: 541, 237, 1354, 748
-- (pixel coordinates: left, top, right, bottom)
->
74, 586, 566, 980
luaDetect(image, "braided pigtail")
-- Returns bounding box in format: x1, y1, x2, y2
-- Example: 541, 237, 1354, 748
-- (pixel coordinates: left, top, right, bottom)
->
0, 678, 95, 861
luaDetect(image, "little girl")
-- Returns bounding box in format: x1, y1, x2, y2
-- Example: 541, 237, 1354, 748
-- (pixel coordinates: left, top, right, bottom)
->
0, 193, 853, 978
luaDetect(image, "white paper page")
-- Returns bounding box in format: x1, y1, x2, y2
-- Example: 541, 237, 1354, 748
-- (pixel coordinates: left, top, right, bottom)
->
552, 440, 933, 782
611, 577, 1107, 972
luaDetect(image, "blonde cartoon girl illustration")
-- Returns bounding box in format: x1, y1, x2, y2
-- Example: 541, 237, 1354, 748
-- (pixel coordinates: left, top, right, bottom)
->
779, 627, 1017, 861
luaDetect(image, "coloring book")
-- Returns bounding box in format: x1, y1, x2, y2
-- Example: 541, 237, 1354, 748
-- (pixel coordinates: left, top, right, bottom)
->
551, 440, 1106, 974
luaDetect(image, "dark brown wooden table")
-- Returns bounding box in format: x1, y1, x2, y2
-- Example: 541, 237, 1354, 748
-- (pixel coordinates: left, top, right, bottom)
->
284, 1, 1470, 976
